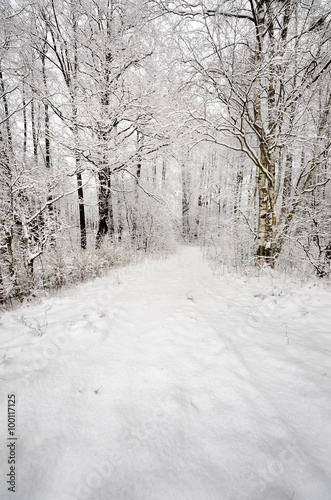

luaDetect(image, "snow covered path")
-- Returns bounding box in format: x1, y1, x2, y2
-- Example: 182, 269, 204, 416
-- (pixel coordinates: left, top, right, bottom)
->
1, 246, 331, 500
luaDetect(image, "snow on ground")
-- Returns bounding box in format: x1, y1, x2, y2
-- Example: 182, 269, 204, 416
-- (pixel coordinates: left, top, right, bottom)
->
0, 246, 331, 500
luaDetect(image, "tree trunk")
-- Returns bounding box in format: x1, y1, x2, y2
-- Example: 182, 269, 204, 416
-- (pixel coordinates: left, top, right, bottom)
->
4, 227, 23, 302
31, 95, 38, 161
72, 13, 87, 250
96, 166, 113, 247
77, 171, 87, 249
181, 164, 190, 241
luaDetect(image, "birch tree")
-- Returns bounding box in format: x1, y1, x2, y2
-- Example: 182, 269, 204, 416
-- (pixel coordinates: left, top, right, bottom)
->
151, 0, 331, 267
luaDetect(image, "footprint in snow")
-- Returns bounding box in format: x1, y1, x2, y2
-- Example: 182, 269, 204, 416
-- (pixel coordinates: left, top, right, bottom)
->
67, 320, 91, 335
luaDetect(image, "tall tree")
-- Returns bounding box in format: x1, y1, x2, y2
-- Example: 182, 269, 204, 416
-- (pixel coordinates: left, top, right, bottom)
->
152, 0, 331, 266
36, 0, 87, 248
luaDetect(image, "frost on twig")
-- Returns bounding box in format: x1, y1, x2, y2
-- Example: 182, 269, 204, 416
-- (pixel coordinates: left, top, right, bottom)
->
15, 306, 52, 336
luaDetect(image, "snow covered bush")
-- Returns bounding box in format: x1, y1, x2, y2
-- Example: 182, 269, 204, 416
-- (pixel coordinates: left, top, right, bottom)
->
0, 243, 138, 307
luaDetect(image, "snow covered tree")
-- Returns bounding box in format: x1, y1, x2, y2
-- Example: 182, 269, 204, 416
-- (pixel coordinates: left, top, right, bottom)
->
35, 0, 88, 249
151, 0, 331, 267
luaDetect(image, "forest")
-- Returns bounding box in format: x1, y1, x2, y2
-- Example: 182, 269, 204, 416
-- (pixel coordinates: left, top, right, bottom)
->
1, 0, 330, 304
1, 2, 331, 498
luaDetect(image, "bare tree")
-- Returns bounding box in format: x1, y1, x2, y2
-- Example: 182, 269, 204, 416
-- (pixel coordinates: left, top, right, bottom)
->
35, 0, 87, 248
151, 0, 331, 267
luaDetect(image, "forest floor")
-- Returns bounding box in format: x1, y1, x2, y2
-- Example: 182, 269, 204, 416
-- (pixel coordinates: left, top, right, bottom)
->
0, 246, 331, 500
